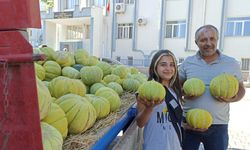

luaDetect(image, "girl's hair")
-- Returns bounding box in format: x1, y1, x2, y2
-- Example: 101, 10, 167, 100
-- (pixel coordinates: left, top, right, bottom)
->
148, 49, 182, 98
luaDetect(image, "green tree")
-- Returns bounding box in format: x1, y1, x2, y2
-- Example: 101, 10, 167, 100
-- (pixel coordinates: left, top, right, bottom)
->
41, 0, 54, 8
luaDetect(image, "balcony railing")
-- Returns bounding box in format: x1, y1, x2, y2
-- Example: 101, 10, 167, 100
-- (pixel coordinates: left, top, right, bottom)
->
119, 59, 151, 67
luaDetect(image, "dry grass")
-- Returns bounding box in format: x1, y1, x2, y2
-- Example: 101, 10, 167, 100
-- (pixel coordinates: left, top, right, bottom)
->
62, 92, 136, 150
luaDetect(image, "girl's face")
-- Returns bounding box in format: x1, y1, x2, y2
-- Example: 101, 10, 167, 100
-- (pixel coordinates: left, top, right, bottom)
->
156, 55, 176, 84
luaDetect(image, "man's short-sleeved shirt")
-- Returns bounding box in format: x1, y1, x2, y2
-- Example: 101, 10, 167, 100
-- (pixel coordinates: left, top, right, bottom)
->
179, 50, 243, 124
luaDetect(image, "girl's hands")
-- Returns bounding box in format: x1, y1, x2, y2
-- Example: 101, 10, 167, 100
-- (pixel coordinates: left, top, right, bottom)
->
136, 96, 164, 109
183, 95, 197, 100
183, 94, 201, 101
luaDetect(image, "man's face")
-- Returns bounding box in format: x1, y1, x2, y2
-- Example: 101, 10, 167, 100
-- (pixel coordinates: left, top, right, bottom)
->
195, 28, 218, 57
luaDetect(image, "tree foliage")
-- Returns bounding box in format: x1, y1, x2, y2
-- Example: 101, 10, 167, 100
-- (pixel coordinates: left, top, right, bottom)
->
41, 0, 54, 8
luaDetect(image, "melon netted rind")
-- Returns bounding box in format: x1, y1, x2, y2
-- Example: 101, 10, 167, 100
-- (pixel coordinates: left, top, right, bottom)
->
96, 61, 112, 76
183, 78, 205, 97
41, 122, 63, 150
43, 60, 62, 81
80, 66, 103, 86
137, 80, 166, 101
111, 65, 128, 79
49, 76, 86, 98
186, 108, 213, 129
107, 82, 123, 95
42, 103, 68, 138
55, 94, 97, 134
35, 63, 45, 81
90, 82, 106, 94
36, 78, 52, 120
62, 66, 80, 79
122, 78, 140, 92
209, 73, 239, 100
74, 49, 89, 65
95, 87, 121, 112
85, 94, 111, 119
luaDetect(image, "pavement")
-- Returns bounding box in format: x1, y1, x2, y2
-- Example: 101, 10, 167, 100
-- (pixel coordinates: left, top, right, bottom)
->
227, 87, 250, 150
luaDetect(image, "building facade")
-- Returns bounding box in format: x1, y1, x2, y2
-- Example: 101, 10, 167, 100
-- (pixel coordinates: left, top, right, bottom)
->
29, 0, 250, 80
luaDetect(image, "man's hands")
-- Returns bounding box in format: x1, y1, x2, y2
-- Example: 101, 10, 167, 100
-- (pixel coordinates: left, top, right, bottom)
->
183, 94, 199, 100
182, 122, 208, 132
214, 94, 238, 103
213, 82, 245, 103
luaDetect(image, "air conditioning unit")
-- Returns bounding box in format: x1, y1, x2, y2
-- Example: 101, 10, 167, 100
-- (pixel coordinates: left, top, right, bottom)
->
137, 18, 147, 26
115, 3, 126, 13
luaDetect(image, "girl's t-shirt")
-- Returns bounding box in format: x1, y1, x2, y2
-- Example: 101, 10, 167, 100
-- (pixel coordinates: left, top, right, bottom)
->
142, 88, 182, 150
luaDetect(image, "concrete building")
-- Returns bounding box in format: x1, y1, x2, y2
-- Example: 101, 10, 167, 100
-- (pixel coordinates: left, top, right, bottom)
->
29, 0, 250, 80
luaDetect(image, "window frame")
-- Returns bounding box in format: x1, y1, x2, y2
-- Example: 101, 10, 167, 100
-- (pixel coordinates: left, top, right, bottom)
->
178, 58, 185, 64
116, 0, 134, 4
85, 25, 90, 39
117, 23, 133, 39
241, 58, 250, 71
66, 25, 83, 40
165, 21, 186, 38
225, 17, 250, 37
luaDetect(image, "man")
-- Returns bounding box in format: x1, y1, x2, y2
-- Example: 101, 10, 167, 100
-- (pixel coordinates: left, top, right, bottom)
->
179, 25, 245, 150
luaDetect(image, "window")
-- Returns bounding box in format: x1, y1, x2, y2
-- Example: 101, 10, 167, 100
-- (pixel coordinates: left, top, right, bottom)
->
242, 58, 250, 70
165, 21, 186, 38
66, 25, 83, 40
117, 23, 133, 39
127, 56, 133, 66
178, 58, 184, 64
116, 56, 121, 61
93, 0, 104, 7
225, 17, 250, 36
85, 25, 90, 39
125, 0, 134, 4
116, 0, 134, 4
29, 30, 32, 37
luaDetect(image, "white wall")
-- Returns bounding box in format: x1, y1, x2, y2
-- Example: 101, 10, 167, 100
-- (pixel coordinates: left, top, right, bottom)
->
227, 0, 250, 17
136, 0, 161, 54
45, 21, 57, 50
165, 0, 188, 20
165, 39, 188, 58
114, 40, 133, 59
91, 7, 105, 57
53, 0, 59, 12
224, 37, 250, 61
205, 0, 223, 26
58, 24, 67, 42
80, 0, 89, 8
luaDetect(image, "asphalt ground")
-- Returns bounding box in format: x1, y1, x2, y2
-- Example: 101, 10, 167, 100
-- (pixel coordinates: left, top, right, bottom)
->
227, 88, 250, 150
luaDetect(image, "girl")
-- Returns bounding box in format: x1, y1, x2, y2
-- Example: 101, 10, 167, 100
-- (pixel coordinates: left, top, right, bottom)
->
136, 50, 183, 150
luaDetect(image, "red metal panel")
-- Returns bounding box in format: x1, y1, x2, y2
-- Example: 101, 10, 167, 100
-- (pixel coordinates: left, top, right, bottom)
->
0, 0, 41, 29
0, 31, 43, 150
